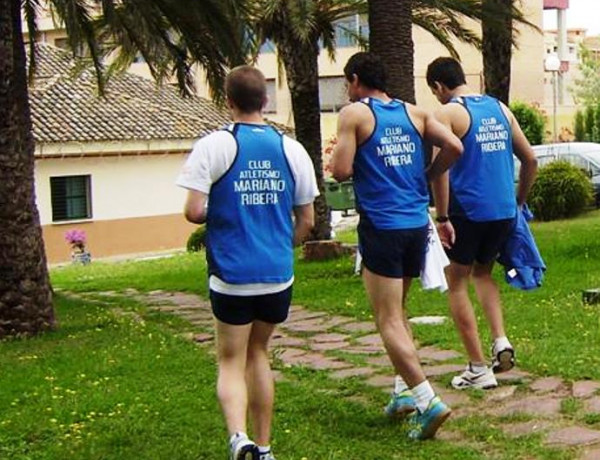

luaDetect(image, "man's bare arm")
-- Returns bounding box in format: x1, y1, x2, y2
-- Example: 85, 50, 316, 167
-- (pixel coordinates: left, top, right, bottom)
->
184, 190, 208, 224
331, 105, 359, 182
424, 109, 463, 181
293, 203, 315, 246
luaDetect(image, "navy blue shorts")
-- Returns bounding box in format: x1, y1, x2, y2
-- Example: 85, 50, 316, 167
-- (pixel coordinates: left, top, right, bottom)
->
446, 216, 515, 265
357, 221, 428, 278
210, 286, 293, 326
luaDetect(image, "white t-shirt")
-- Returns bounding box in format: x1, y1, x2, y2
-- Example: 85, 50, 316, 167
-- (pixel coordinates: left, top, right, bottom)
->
176, 125, 319, 295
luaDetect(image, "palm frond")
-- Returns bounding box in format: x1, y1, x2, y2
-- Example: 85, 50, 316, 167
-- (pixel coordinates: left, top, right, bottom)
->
22, 0, 42, 83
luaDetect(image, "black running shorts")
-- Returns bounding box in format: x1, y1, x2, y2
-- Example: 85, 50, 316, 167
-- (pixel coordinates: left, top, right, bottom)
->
357, 221, 428, 278
210, 286, 293, 326
446, 216, 515, 265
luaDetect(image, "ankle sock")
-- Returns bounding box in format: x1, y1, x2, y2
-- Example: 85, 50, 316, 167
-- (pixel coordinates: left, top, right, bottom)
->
494, 336, 511, 351
412, 380, 436, 413
470, 362, 489, 374
394, 375, 409, 394
258, 445, 270, 454
229, 431, 248, 446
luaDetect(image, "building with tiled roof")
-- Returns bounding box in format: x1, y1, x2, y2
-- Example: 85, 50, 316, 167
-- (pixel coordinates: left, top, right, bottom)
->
31, 44, 231, 145
32, 44, 233, 264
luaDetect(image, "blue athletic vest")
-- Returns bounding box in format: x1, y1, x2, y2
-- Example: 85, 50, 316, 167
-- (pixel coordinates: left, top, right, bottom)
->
353, 98, 429, 229
449, 95, 517, 221
206, 123, 295, 283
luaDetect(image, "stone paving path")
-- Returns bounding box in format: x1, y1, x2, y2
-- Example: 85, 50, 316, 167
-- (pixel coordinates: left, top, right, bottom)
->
88, 289, 600, 459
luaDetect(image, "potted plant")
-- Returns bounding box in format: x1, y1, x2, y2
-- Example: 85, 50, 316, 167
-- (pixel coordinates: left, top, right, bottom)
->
64, 229, 91, 265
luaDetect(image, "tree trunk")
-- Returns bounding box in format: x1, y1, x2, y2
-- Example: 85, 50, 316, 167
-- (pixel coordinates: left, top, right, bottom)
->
368, 0, 415, 103
0, 0, 55, 337
482, 0, 512, 104
278, 33, 331, 240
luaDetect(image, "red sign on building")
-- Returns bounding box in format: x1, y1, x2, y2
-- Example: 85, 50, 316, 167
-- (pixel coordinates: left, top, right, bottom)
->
543, 0, 569, 10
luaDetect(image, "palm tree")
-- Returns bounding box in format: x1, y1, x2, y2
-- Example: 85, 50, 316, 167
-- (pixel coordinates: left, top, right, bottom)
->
1, 0, 246, 338
368, 0, 415, 102
481, 0, 520, 104
368, 0, 535, 104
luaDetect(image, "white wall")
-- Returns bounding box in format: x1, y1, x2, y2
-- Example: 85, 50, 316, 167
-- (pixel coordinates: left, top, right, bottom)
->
35, 152, 190, 225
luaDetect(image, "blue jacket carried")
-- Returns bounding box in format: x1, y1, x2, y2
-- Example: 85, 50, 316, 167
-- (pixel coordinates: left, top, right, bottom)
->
497, 204, 546, 290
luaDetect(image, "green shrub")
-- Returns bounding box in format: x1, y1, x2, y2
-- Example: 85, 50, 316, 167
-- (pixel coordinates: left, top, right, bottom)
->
529, 161, 594, 221
186, 225, 207, 252
510, 101, 545, 145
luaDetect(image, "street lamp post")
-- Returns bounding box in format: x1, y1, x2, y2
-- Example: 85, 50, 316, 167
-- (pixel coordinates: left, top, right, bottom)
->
545, 53, 561, 143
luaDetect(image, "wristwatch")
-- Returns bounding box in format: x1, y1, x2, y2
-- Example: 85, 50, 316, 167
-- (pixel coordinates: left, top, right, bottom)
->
435, 215, 449, 223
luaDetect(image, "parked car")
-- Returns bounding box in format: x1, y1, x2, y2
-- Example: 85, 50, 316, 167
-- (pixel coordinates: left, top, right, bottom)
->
515, 142, 600, 207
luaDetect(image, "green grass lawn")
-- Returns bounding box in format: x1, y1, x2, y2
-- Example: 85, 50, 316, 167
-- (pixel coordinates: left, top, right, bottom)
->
1, 210, 599, 459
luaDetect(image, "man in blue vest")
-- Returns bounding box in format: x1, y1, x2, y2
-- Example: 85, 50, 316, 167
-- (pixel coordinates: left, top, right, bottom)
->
331, 52, 463, 440
177, 66, 319, 460
426, 57, 538, 390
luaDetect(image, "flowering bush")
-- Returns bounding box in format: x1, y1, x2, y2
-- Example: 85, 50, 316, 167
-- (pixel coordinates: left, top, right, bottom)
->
64, 229, 87, 253
322, 136, 337, 178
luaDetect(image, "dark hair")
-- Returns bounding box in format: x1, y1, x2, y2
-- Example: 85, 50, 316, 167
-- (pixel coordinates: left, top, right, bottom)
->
225, 65, 266, 113
343, 52, 387, 92
426, 57, 467, 90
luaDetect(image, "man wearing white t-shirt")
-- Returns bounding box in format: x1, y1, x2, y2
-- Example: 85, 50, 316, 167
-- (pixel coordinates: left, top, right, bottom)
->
177, 66, 319, 460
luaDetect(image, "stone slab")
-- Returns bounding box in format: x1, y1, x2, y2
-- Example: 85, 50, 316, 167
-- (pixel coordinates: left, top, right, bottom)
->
329, 367, 376, 380
530, 377, 564, 393
343, 346, 384, 355
310, 341, 350, 352
573, 381, 600, 399
545, 426, 600, 447
486, 385, 518, 402
493, 396, 562, 418
312, 333, 350, 343
418, 346, 462, 362
409, 316, 447, 325
271, 336, 308, 348
193, 333, 213, 344
495, 368, 532, 383
356, 333, 383, 346
424, 364, 465, 378
581, 446, 600, 460
365, 374, 394, 388
282, 320, 328, 333
585, 396, 600, 414
366, 355, 391, 367
338, 322, 376, 334
286, 310, 328, 324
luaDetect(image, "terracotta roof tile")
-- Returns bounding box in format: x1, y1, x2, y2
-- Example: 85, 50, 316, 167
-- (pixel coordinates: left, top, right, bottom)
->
29, 44, 232, 144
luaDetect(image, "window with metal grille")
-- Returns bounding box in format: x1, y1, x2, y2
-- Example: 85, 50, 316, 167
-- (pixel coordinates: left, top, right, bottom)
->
50, 175, 92, 222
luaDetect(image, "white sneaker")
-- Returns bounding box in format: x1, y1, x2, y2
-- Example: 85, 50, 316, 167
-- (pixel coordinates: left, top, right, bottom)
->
492, 341, 515, 374
229, 433, 259, 460
259, 451, 276, 460
451, 365, 498, 390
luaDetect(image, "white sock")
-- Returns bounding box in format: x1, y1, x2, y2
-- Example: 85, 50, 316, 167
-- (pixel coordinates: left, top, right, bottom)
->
394, 375, 408, 394
258, 445, 271, 455
494, 336, 511, 350
229, 432, 248, 446
470, 362, 489, 374
412, 380, 436, 413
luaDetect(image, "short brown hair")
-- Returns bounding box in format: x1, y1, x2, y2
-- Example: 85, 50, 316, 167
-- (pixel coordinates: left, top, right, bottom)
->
225, 66, 267, 113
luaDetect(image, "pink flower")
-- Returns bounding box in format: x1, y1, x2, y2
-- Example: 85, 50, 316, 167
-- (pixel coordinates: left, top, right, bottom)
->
64, 229, 87, 249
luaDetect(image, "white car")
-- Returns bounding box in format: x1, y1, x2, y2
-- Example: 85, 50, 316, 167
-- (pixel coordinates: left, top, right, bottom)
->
527, 142, 600, 207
